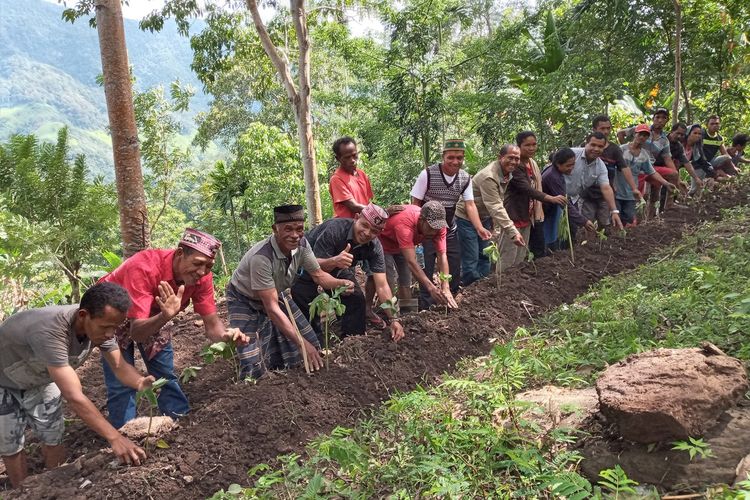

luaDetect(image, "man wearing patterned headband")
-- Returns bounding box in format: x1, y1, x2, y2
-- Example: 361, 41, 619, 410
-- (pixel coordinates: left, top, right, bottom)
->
411, 139, 492, 310
99, 229, 249, 429
227, 205, 355, 378
291, 204, 404, 342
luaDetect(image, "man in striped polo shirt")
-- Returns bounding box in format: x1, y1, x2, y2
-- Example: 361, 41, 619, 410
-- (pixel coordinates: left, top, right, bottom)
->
410, 139, 492, 311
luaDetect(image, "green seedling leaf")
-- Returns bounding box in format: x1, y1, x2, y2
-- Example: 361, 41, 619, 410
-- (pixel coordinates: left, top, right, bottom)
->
155, 438, 170, 449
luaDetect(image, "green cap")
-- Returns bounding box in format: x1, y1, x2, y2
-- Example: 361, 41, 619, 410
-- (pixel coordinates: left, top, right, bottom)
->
443, 138, 465, 151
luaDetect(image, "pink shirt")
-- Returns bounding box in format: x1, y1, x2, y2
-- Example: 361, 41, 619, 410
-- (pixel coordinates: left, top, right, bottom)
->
378, 205, 447, 255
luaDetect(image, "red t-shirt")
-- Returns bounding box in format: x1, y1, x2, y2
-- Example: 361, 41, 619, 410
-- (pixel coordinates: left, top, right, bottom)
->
378, 205, 447, 255
329, 167, 374, 219
100, 248, 216, 320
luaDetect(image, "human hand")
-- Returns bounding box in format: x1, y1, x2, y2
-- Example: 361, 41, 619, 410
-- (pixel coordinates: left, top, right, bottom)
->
512, 233, 525, 247
302, 340, 323, 371
478, 227, 493, 241
110, 435, 147, 466
155, 282, 184, 319
428, 285, 448, 306
549, 195, 567, 206
584, 220, 596, 232
390, 321, 405, 342
224, 328, 250, 347
339, 279, 355, 294
444, 289, 459, 309
136, 375, 156, 392
335, 244, 353, 269
611, 213, 623, 231
633, 190, 643, 201
665, 182, 677, 192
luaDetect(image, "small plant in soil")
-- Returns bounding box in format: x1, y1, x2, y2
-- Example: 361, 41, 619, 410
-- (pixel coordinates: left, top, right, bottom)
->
179, 366, 201, 384
436, 272, 452, 314
558, 200, 575, 264
525, 245, 537, 274
135, 377, 169, 453
201, 340, 241, 382
636, 197, 648, 222
483, 241, 502, 287
379, 296, 399, 319
597, 464, 639, 497
596, 228, 608, 251
309, 285, 348, 370
671, 437, 714, 460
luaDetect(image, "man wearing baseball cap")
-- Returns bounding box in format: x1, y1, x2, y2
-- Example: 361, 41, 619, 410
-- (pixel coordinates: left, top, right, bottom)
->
617, 124, 676, 225
99, 228, 249, 429
410, 139, 492, 310
617, 108, 680, 217
291, 203, 405, 342
378, 201, 456, 310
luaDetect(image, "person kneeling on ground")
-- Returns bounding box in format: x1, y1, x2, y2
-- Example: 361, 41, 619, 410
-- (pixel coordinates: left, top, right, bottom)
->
227, 205, 354, 378
291, 203, 404, 342
378, 201, 456, 312
99, 229, 249, 429
0, 283, 156, 488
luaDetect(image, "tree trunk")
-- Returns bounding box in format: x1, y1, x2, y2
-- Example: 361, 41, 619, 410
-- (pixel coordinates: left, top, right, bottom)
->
95, 0, 149, 257
671, 0, 682, 126
246, 0, 322, 226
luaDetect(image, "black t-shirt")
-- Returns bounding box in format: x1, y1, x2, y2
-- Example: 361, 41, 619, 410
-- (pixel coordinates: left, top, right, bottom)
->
656, 139, 689, 167
702, 130, 724, 161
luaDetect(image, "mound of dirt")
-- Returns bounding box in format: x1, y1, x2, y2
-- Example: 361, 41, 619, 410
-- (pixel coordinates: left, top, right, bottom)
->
9, 186, 750, 499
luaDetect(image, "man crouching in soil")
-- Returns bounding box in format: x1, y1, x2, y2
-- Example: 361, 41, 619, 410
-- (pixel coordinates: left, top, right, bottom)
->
0, 283, 155, 488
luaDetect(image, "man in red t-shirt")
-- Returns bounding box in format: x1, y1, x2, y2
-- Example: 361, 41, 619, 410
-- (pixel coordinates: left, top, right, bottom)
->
99, 229, 248, 428
329, 137, 374, 219
378, 201, 456, 308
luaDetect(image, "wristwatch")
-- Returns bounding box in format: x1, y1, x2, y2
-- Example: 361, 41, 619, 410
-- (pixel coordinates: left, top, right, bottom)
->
610, 210, 620, 214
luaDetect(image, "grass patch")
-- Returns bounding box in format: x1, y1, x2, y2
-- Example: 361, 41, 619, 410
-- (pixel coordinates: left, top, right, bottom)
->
212, 206, 750, 499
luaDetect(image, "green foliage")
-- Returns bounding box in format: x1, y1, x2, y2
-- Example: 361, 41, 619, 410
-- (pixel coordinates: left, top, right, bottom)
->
201, 340, 241, 383
179, 366, 202, 384
597, 465, 639, 496
135, 377, 170, 453
672, 437, 715, 460
309, 286, 348, 370
559, 200, 575, 264
379, 296, 399, 317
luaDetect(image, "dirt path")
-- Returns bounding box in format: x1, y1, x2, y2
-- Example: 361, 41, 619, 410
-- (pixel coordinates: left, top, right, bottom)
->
8, 187, 749, 499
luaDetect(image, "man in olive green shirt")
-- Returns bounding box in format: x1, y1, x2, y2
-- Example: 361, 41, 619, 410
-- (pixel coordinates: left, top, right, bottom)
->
455, 145, 525, 286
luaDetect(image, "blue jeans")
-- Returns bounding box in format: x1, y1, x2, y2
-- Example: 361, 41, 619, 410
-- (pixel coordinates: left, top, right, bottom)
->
616, 199, 636, 225
457, 216, 492, 287
101, 340, 189, 429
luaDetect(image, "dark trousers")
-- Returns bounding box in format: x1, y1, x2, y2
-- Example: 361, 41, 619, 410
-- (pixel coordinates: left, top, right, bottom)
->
419, 227, 461, 310
291, 273, 367, 339
528, 222, 546, 259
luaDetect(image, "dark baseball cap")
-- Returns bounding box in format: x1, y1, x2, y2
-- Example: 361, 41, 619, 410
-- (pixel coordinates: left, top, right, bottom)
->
653, 107, 670, 118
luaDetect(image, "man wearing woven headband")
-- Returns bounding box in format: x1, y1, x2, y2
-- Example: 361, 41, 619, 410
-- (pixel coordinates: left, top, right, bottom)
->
291, 203, 404, 342
99, 229, 249, 429
411, 139, 492, 310
227, 205, 355, 377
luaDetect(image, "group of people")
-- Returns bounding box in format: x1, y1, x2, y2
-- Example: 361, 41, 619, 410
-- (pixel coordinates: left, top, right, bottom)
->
0, 110, 745, 487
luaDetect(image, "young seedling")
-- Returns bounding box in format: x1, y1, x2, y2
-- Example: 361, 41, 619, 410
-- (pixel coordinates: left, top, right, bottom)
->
309, 285, 348, 370
179, 366, 201, 384
436, 272, 452, 315
525, 244, 537, 274
379, 296, 399, 319
636, 197, 648, 222
483, 242, 502, 287
596, 228, 608, 251
558, 200, 575, 265
135, 377, 169, 453
200, 340, 241, 383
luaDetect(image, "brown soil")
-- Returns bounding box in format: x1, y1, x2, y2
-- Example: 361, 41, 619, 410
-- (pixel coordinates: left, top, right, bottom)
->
8, 187, 749, 499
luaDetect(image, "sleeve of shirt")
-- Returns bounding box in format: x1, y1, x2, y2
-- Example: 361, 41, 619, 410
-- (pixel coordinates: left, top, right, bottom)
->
30, 330, 70, 367
367, 239, 386, 274
613, 145, 628, 171
99, 338, 119, 353
249, 254, 276, 291
192, 275, 217, 316
568, 199, 588, 227
461, 178, 475, 201
433, 228, 447, 253
301, 245, 321, 273
510, 172, 548, 202
660, 143, 672, 159
596, 162, 610, 185
329, 174, 354, 204
478, 176, 519, 236
409, 170, 428, 200
643, 156, 656, 176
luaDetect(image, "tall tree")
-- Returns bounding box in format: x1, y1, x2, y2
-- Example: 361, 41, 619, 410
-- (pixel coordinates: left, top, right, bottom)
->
68, 0, 151, 256
672, 0, 683, 125
245, 0, 322, 225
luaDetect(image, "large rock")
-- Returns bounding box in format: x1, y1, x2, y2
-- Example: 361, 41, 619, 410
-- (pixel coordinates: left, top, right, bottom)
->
596, 346, 748, 443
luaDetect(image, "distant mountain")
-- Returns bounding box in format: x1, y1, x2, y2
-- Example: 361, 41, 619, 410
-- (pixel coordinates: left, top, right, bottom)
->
0, 0, 209, 178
